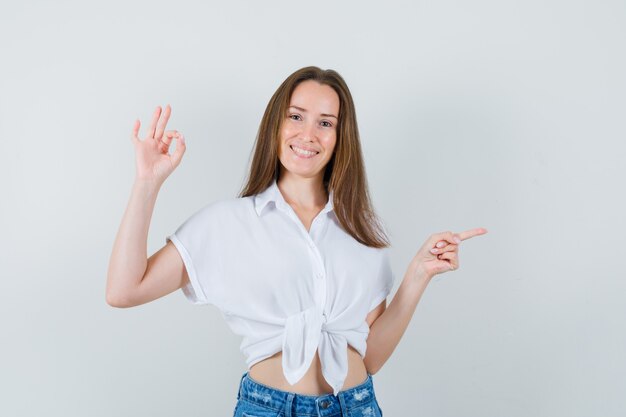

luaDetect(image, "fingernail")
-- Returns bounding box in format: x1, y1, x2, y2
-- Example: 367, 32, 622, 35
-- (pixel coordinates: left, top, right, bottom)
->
430, 248, 438, 253
436, 242, 445, 248
454, 237, 461, 244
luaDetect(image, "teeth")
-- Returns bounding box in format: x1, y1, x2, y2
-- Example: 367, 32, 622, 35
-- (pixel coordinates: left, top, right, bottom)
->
291, 145, 318, 156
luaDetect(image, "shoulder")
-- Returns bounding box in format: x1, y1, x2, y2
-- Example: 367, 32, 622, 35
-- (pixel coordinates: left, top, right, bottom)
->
171, 196, 257, 245
192, 196, 255, 220
368, 244, 391, 263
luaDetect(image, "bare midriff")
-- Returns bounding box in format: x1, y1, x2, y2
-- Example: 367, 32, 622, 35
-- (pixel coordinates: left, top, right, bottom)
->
248, 345, 368, 395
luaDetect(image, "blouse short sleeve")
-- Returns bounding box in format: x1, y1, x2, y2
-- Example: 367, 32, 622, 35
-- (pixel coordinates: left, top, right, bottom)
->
165, 203, 221, 306
368, 248, 395, 312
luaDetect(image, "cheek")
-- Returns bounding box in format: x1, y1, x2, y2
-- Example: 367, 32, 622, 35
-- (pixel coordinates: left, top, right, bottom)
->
278, 128, 288, 151
322, 135, 337, 153
279, 128, 293, 149
281, 123, 297, 138
278, 141, 288, 159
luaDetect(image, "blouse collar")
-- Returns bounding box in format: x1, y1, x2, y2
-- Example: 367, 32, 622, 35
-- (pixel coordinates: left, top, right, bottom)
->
254, 179, 334, 217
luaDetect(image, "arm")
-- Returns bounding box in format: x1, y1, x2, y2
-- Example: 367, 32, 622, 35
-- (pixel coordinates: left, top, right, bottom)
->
106, 105, 187, 307
106, 180, 158, 305
364, 228, 488, 374
364, 271, 431, 375
106, 180, 189, 308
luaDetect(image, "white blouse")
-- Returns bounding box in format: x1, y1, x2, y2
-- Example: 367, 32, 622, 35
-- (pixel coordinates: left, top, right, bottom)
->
165, 179, 395, 395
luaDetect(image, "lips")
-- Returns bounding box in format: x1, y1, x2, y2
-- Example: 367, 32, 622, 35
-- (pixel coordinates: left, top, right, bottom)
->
290, 145, 319, 158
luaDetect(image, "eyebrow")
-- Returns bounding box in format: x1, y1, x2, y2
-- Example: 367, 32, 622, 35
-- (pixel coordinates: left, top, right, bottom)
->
288, 106, 338, 120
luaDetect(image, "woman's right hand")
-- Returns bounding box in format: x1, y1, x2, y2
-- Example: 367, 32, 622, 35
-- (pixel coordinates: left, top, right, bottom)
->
130, 104, 186, 186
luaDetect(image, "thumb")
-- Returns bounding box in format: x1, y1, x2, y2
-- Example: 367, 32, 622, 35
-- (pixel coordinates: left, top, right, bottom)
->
130, 119, 141, 145
170, 134, 186, 168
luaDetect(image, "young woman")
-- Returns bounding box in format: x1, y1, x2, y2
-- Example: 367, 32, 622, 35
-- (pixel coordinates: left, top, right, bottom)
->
107, 66, 487, 417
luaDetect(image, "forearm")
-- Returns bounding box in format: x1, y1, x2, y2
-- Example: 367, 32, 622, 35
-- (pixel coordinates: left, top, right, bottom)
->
106, 180, 161, 302
364, 270, 432, 374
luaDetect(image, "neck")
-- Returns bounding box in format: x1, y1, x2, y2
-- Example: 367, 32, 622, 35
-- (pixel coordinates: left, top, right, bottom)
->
276, 171, 328, 211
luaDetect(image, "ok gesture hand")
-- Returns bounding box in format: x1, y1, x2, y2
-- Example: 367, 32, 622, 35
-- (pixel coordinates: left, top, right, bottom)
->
410, 228, 488, 281
131, 104, 186, 186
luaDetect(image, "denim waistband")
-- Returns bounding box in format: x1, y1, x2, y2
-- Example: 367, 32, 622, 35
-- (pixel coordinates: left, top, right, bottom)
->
237, 371, 377, 416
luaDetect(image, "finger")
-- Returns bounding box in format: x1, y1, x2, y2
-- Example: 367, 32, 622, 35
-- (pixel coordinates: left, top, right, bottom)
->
438, 252, 459, 270
158, 130, 179, 152
457, 228, 489, 242
154, 104, 172, 141
430, 244, 457, 255
131, 119, 141, 144
147, 106, 162, 139
169, 133, 186, 168
157, 132, 172, 153
431, 231, 461, 246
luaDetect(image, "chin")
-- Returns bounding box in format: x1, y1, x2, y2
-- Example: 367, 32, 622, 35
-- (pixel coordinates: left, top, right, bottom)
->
279, 162, 323, 179
286, 168, 322, 178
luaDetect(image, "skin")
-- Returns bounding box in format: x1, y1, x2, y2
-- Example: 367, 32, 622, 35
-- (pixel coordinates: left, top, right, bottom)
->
107, 90, 488, 396
250, 81, 366, 393
275, 80, 339, 231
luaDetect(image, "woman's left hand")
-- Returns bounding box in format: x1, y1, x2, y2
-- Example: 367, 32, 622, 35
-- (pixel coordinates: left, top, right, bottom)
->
408, 228, 488, 281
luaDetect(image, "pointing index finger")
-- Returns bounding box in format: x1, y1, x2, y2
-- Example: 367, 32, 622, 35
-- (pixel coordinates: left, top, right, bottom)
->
457, 228, 488, 242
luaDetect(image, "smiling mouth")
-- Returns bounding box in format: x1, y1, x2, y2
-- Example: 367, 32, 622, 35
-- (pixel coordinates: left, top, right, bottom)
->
290, 145, 319, 158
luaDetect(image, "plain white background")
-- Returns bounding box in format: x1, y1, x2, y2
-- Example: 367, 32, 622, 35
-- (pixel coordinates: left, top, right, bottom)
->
1, 0, 624, 416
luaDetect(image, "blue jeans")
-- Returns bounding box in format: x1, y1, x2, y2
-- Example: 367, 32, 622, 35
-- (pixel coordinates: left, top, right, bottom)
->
233, 371, 383, 417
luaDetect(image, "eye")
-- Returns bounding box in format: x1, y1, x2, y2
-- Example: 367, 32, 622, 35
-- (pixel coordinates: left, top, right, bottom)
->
320, 121, 333, 128
289, 114, 302, 121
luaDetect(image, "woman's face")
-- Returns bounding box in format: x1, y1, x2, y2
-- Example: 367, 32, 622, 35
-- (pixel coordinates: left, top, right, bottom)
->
278, 80, 339, 182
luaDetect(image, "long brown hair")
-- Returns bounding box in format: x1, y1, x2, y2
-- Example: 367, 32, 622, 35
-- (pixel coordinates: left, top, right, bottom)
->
238, 66, 390, 248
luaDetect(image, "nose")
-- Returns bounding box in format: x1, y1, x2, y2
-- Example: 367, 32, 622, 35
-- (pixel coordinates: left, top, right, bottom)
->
300, 120, 317, 142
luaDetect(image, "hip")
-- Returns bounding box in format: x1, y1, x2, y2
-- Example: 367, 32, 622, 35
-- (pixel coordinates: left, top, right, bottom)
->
233, 370, 383, 417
